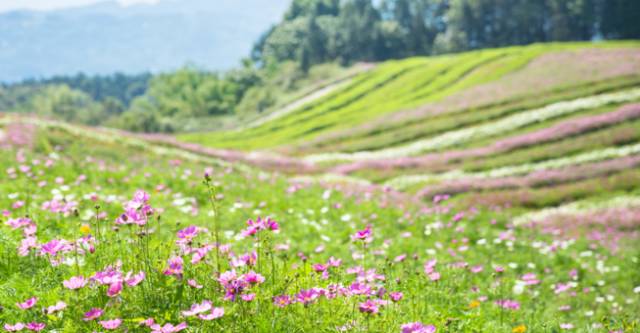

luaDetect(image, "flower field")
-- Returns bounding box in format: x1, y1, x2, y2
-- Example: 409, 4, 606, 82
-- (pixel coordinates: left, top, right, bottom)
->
0, 121, 639, 332
2, 41, 640, 332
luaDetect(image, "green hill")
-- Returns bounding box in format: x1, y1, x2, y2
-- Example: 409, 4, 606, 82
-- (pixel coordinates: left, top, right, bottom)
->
172, 41, 640, 213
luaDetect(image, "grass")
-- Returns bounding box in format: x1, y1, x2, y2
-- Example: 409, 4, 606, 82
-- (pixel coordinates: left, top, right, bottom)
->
0, 123, 639, 332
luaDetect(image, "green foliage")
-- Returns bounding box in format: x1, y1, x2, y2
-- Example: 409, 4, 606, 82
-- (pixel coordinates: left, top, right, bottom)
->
254, 0, 640, 69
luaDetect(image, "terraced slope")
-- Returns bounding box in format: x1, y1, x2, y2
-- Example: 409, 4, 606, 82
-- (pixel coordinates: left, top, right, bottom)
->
175, 41, 640, 218
180, 42, 640, 152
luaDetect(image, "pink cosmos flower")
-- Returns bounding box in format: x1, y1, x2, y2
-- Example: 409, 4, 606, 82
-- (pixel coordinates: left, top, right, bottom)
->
107, 281, 123, 297
470, 265, 484, 274
176, 225, 204, 243
358, 299, 380, 314
296, 289, 319, 305
394, 254, 407, 263
273, 295, 292, 307
495, 299, 520, 310
401, 322, 437, 333
182, 300, 212, 317
521, 273, 540, 285
163, 256, 184, 277
63, 276, 87, 290
389, 292, 404, 302
190, 245, 213, 264
4, 323, 25, 332
25, 323, 45, 331
241, 293, 255, 302
40, 239, 71, 257
18, 237, 38, 257
46, 301, 67, 314
187, 279, 203, 289
100, 319, 122, 330
198, 307, 224, 320
351, 225, 372, 242
125, 271, 145, 286
328, 256, 342, 267
150, 322, 188, 333
17, 297, 37, 310
241, 217, 279, 237
83, 308, 104, 321
242, 271, 265, 285
560, 323, 574, 330
312, 263, 328, 273
116, 190, 153, 226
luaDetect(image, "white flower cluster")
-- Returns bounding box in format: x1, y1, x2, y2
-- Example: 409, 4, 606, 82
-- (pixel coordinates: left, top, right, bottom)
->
304, 88, 640, 164
512, 195, 640, 226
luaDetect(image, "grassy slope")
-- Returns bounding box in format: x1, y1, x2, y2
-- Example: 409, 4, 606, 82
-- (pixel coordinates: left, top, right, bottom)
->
179, 41, 640, 152
0, 120, 638, 332
176, 42, 640, 211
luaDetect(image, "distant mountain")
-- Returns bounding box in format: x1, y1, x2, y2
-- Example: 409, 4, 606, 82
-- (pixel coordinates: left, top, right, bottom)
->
0, 0, 290, 82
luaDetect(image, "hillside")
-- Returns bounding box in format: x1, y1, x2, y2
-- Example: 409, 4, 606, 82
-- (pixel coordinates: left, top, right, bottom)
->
175, 41, 640, 217
0, 0, 289, 82
1, 112, 638, 331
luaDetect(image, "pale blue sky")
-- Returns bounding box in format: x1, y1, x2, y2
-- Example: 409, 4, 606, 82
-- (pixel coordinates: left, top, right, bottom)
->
0, 0, 157, 13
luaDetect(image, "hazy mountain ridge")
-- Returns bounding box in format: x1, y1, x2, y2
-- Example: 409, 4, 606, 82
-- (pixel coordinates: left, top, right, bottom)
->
0, 0, 289, 82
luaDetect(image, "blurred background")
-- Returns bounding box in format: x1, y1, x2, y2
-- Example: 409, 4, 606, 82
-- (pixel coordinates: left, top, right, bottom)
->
1, 0, 638, 133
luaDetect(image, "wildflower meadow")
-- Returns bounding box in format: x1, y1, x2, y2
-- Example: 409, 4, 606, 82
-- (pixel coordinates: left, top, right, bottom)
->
0, 118, 638, 333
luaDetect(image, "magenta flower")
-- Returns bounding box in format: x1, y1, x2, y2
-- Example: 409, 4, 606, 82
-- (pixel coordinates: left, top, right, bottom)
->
241, 217, 279, 237
312, 263, 328, 272
358, 299, 380, 314
242, 271, 265, 285
296, 289, 319, 305
100, 319, 122, 330
273, 295, 292, 307
163, 256, 184, 277
16, 297, 37, 310
351, 225, 372, 242
423, 259, 437, 274
115, 190, 153, 226
349, 282, 372, 295
150, 322, 188, 333
176, 225, 205, 243
83, 308, 104, 321
133, 190, 150, 204
495, 299, 521, 310
198, 307, 224, 320
389, 291, 404, 302
63, 276, 87, 290
40, 239, 70, 256
470, 265, 484, 274
107, 281, 123, 297
401, 322, 436, 333
25, 323, 45, 331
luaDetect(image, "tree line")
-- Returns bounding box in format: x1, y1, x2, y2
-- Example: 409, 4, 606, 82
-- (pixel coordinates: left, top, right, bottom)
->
252, 0, 640, 71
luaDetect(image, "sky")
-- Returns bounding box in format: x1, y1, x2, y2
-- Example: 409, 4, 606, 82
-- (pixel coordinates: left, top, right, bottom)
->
0, 0, 158, 13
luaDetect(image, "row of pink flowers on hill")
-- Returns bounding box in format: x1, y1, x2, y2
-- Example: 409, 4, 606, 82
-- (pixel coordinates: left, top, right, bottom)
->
332, 103, 640, 174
